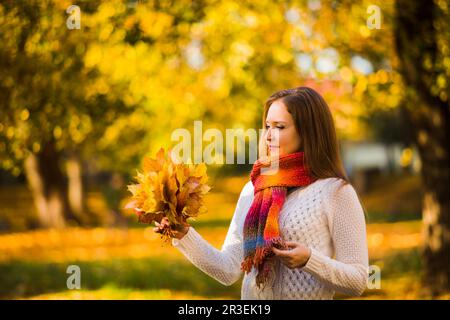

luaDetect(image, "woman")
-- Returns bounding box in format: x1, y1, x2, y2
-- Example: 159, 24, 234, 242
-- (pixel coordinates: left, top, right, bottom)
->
155, 86, 369, 299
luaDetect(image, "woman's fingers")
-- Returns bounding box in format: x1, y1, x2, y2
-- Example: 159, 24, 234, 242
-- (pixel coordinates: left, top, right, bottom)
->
272, 246, 291, 257
284, 241, 298, 248
272, 249, 293, 266
154, 220, 165, 234
273, 245, 295, 268
272, 247, 280, 255
153, 218, 172, 234
161, 217, 169, 224
156, 218, 168, 226
152, 217, 189, 239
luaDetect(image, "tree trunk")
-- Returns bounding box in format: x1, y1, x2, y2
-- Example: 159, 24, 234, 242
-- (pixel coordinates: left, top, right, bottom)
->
394, 0, 450, 296
66, 150, 94, 225
24, 140, 80, 228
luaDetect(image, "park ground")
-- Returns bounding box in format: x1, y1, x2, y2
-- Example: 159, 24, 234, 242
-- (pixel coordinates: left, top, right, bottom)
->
0, 175, 441, 299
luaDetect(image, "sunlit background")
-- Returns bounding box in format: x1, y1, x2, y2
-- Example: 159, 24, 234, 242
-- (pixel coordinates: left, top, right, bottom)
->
0, 0, 449, 299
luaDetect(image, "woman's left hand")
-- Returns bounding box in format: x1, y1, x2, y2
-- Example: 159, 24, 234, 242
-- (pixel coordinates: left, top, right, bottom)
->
272, 242, 312, 269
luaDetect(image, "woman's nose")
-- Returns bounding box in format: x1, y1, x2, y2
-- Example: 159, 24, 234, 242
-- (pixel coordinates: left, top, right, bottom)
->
266, 128, 279, 143
265, 128, 271, 142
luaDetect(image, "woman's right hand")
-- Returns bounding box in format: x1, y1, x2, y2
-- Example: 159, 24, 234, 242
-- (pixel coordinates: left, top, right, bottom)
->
153, 217, 190, 240
133, 209, 190, 239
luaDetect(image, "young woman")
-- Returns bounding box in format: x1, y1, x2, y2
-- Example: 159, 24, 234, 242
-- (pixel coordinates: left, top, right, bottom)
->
155, 86, 369, 300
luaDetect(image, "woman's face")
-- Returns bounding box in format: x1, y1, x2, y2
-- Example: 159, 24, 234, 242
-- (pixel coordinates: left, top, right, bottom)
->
264, 100, 301, 156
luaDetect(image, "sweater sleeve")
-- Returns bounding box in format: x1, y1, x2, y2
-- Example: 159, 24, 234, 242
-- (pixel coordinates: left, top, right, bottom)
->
301, 180, 369, 296
171, 181, 254, 286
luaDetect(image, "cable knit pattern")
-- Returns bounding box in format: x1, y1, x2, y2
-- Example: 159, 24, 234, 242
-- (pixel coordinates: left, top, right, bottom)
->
172, 178, 369, 299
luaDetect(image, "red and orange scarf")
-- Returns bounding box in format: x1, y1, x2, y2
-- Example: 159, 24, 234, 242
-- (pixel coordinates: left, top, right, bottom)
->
241, 151, 315, 288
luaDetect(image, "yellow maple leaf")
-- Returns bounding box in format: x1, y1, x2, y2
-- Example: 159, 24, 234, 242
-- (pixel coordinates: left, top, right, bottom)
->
125, 148, 211, 241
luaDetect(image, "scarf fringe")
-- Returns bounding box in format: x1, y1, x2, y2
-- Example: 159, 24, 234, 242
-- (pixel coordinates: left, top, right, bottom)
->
254, 237, 284, 265
255, 260, 273, 289
241, 237, 286, 273
241, 256, 253, 273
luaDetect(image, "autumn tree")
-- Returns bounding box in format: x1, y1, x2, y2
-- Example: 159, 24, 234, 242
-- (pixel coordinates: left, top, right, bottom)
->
311, 0, 449, 295
0, 0, 132, 227
0, 0, 211, 228
394, 0, 450, 296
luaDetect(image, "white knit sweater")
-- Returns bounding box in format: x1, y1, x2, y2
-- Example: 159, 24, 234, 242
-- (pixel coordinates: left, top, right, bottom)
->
172, 178, 369, 299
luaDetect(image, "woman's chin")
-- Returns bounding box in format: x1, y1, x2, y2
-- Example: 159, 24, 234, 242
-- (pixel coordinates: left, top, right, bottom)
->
269, 148, 283, 156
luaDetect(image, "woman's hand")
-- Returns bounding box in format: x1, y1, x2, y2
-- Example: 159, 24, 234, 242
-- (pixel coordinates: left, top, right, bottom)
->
153, 217, 190, 240
272, 241, 311, 269
133, 209, 190, 240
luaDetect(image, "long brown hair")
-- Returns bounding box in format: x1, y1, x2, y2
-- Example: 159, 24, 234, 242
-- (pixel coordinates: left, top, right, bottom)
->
261, 86, 349, 182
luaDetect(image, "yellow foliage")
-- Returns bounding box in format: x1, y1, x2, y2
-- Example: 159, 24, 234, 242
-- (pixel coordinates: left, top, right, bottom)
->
126, 148, 211, 240
138, 10, 173, 38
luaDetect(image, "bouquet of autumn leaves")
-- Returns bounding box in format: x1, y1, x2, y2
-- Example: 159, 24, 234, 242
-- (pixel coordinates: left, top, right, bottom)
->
125, 148, 211, 241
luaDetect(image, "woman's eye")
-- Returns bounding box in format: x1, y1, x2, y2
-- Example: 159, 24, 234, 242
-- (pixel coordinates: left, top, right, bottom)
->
277, 126, 284, 129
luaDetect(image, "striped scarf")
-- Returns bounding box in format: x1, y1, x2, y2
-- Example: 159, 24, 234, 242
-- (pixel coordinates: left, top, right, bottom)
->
241, 151, 314, 288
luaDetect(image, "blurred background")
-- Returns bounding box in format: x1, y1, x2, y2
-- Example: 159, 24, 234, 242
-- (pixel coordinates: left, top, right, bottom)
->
0, 0, 449, 299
